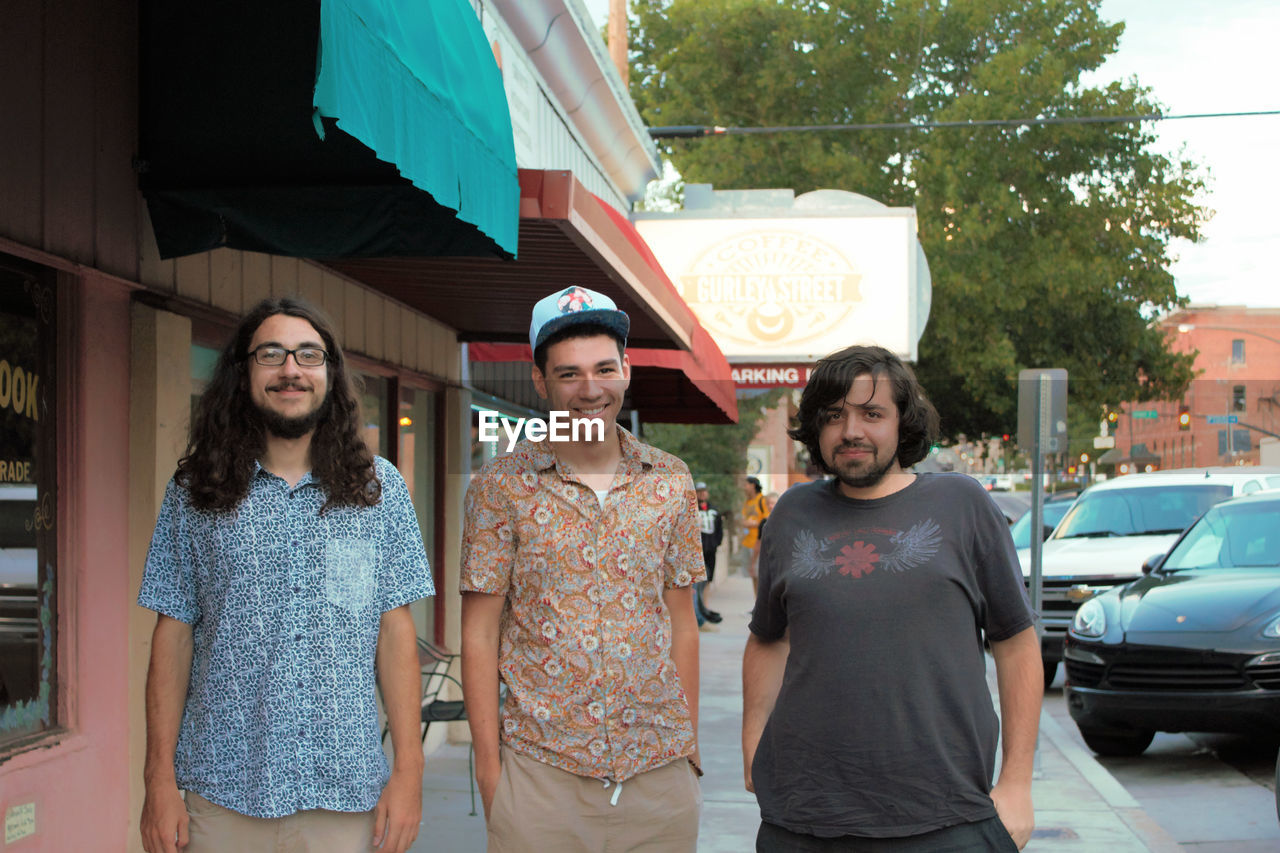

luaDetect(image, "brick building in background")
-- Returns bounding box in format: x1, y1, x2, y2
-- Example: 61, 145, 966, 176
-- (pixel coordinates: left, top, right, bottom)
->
1111, 306, 1280, 472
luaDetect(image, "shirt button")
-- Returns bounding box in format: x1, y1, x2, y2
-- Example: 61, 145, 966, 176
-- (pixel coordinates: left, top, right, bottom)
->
294, 634, 302, 641
297, 680, 304, 688
292, 586, 301, 593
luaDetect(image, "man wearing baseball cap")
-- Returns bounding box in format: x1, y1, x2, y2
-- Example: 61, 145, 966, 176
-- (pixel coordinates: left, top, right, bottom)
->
460, 286, 705, 851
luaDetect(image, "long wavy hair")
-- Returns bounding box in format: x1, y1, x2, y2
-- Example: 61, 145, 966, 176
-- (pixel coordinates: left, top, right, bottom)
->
789, 345, 940, 473
177, 297, 381, 512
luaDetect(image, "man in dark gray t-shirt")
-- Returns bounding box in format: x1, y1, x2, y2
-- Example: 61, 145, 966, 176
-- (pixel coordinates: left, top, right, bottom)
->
742, 346, 1042, 852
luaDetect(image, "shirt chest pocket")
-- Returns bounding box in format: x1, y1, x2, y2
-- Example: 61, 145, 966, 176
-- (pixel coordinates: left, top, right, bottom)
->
325, 538, 376, 612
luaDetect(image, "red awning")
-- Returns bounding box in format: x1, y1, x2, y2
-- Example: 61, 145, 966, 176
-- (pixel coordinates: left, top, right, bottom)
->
326, 169, 697, 350
469, 327, 737, 424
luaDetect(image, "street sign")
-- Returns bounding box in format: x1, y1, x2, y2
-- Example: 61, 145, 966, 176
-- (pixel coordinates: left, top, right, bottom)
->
1206, 415, 1239, 425
1132, 410, 1158, 420
1093, 435, 1116, 449
1017, 369, 1068, 452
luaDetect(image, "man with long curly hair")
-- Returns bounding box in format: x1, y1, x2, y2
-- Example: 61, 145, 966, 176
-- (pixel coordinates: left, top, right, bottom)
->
137, 297, 432, 853
742, 345, 1042, 852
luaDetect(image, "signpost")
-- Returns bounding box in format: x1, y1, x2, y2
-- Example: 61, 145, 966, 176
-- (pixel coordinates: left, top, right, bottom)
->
1206, 415, 1238, 425
1017, 369, 1067, 645
1017, 368, 1067, 767
1131, 410, 1158, 420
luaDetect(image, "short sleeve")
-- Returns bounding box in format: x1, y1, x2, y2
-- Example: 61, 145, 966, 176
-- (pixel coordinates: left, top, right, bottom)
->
663, 468, 706, 589
748, 503, 788, 641
137, 478, 200, 624
460, 464, 517, 595
373, 459, 434, 613
971, 484, 1035, 642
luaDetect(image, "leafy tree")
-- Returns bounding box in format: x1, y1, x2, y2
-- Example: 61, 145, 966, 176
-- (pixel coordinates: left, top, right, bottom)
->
643, 389, 786, 513
629, 0, 1203, 439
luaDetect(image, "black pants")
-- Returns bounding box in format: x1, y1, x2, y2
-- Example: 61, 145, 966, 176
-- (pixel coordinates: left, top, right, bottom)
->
757, 817, 1019, 853
702, 548, 717, 582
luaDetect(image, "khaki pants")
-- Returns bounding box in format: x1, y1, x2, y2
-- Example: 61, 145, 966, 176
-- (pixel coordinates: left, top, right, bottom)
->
185, 791, 377, 853
487, 746, 702, 853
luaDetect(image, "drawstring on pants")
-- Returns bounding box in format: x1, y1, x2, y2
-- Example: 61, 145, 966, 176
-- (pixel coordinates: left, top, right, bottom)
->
601, 778, 623, 806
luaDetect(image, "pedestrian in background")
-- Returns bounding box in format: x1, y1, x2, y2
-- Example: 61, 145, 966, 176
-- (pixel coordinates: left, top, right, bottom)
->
461, 285, 704, 852
742, 345, 1041, 851
138, 297, 432, 853
694, 480, 724, 629
741, 476, 770, 595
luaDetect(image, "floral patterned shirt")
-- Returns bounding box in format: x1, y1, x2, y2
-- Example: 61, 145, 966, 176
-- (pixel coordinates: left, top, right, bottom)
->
137, 457, 433, 818
461, 427, 704, 782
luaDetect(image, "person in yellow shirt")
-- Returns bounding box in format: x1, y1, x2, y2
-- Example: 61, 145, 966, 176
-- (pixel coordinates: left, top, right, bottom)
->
741, 476, 770, 595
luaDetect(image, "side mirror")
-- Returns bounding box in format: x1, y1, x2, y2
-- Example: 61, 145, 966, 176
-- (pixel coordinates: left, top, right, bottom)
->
1141, 553, 1165, 575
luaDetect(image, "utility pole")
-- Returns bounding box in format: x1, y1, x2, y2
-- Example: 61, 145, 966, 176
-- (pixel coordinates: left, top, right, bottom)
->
608, 0, 628, 87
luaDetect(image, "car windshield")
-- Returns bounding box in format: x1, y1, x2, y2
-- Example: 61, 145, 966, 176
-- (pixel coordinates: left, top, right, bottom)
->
1009, 500, 1073, 549
1052, 484, 1233, 539
1162, 501, 1280, 570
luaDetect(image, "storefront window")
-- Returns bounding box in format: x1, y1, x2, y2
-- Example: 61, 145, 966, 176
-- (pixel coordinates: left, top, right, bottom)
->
359, 374, 389, 458
0, 255, 57, 742
398, 386, 437, 641
191, 342, 219, 414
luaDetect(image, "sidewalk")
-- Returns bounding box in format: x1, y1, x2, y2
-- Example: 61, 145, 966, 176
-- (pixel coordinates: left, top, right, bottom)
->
411, 573, 1182, 851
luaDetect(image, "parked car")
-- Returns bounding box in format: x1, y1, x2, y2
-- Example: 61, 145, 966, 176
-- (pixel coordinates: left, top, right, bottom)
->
1023, 467, 1280, 686
1063, 490, 1280, 756
1009, 493, 1075, 550
990, 491, 1031, 525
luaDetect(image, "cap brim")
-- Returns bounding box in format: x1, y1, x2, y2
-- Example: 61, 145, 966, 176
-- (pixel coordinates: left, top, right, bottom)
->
533, 309, 630, 353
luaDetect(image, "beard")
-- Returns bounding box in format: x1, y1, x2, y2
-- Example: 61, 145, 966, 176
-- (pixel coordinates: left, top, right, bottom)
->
827, 442, 899, 490
254, 388, 331, 439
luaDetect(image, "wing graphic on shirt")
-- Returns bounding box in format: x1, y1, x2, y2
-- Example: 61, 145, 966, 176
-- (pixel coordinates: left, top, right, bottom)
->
879, 520, 941, 573
790, 528, 831, 579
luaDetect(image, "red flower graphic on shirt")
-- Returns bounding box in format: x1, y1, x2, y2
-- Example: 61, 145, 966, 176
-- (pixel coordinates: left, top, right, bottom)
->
835, 541, 879, 578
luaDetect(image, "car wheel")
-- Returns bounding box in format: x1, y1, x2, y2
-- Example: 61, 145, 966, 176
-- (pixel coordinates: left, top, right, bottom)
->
1079, 727, 1154, 757
1043, 660, 1058, 689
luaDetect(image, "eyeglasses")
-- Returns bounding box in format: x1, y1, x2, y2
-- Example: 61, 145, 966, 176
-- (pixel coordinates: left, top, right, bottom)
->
247, 346, 329, 367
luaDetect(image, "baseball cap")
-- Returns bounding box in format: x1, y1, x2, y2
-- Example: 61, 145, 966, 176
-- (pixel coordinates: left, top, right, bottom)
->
694, 481, 708, 490
529, 286, 630, 355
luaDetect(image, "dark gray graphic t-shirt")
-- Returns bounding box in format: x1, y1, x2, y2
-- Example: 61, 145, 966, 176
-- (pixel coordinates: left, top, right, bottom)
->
749, 473, 1033, 838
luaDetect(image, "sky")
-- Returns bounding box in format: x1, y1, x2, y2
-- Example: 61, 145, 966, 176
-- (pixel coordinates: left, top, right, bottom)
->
583, 0, 1280, 308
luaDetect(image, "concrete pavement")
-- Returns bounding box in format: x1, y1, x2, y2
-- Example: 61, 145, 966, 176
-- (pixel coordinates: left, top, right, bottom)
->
409, 573, 1182, 851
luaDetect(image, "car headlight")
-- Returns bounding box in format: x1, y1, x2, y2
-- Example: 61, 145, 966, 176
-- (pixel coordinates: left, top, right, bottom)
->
1073, 598, 1106, 638
1264, 615, 1280, 639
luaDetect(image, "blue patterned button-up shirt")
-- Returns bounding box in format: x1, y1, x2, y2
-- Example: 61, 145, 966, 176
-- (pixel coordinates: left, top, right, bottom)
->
138, 456, 433, 818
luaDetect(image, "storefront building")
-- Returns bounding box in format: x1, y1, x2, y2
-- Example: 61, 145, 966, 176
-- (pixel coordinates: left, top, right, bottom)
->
1108, 306, 1280, 472
0, 1, 732, 849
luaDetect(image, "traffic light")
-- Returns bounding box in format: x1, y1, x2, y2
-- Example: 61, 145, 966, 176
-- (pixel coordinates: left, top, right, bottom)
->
1106, 409, 1119, 424
1178, 405, 1191, 431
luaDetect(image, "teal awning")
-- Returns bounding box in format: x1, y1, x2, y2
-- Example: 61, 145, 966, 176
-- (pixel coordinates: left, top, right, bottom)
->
139, 0, 518, 260
313, 0, 519, 257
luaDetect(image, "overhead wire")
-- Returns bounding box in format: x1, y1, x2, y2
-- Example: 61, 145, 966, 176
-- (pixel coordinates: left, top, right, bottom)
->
648, 109, 1280, 138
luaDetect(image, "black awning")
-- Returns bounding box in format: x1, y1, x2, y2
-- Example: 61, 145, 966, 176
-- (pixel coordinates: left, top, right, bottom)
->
139, 0, 517, 260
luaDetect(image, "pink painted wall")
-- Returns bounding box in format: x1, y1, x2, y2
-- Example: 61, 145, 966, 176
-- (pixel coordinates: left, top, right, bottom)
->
0, 276, 133, 850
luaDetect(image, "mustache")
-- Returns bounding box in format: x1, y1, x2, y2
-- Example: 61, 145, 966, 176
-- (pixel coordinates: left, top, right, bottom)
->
267, 381, 312, 392
834, 441, 874, 452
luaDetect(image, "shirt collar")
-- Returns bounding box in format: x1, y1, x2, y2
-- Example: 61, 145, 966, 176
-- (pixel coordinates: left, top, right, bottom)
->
521, 424, 655, 474
252, 459, 317, 489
